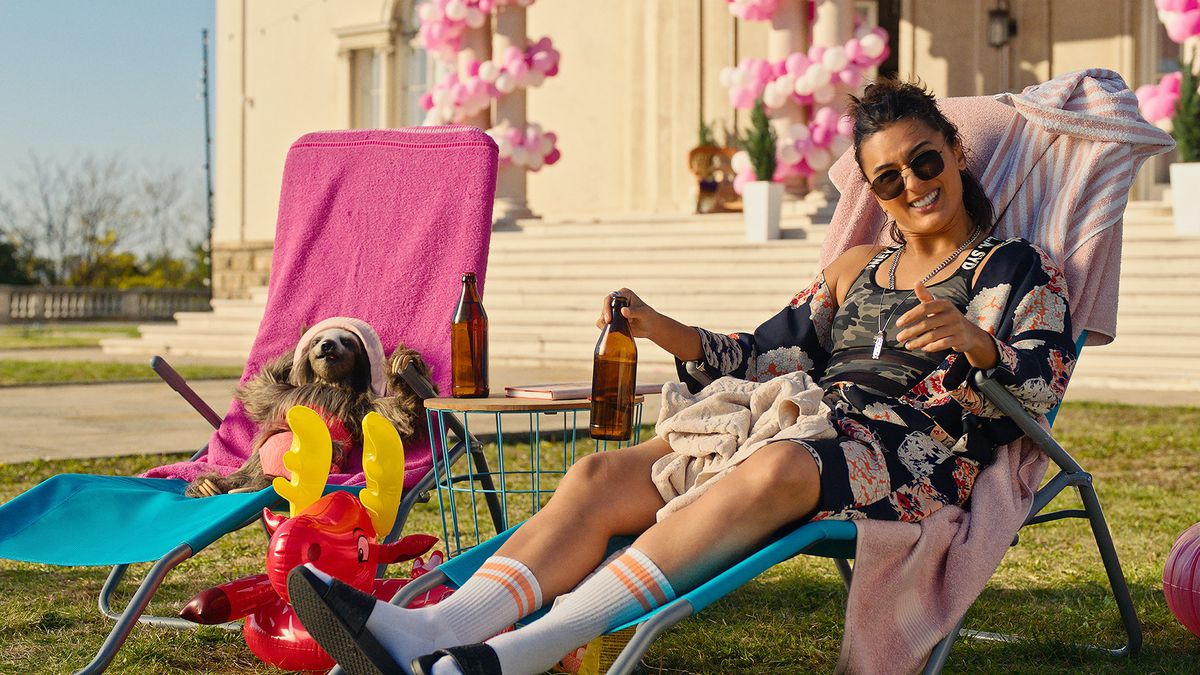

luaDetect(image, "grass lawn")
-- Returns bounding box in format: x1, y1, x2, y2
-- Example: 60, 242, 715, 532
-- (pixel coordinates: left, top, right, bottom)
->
0, 323, 141, 349
0, 360, 244, 386
0, 402, 1198, 673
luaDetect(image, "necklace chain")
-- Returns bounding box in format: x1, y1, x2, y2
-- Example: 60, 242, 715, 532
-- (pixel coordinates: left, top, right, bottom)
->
872, 225, 983, 359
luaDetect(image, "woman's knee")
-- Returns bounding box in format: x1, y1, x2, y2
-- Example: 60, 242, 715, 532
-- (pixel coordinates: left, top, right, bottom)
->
735, 441, 821, 512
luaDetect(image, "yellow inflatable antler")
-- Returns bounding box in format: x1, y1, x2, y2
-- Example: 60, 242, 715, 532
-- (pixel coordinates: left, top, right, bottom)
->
360, 412, 405, 538
272, 406, 333, 517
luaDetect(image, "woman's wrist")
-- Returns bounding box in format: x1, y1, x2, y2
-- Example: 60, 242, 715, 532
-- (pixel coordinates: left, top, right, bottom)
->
963, 326, 999, 370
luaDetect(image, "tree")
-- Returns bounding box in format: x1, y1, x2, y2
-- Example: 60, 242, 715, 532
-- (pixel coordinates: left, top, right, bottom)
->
0, 154, 207, 289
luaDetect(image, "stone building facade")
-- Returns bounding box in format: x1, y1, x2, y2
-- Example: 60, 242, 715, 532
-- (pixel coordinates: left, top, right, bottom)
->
212, 0, 1174, 298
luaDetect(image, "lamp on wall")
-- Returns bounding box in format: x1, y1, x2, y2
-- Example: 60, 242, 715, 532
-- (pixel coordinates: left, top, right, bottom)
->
987, 1, 1017, 48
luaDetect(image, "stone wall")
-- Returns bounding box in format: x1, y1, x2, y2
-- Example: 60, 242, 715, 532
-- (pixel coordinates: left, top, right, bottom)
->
212, 240, 274, 299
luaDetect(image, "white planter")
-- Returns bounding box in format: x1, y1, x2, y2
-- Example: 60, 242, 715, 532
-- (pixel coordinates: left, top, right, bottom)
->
742, 180, 784, 242
1170, 162, 1200, 235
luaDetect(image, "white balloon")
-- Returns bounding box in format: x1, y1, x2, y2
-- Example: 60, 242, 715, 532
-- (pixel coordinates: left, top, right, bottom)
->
732, 67, 749, 89
814, 83, 836, 105
776, 74, 796, 92
495, 73, 516, 94
779, 143, 801, 165
763, 84, 786, 109
822, 49, 849, 72
528, 122, 543, 135
444, 0, 467, 21
527, 153, 544, 171
861, 34, 885, 59
432, 89, 451, 107
478, 61, 499, 82
731, 150, 752, 174
719, 67, 735, 89
418, 3, 439, 22
788, 123, 809, 142
808, 147, 833, 171
808, 65, 831, 88
794, 74, 815, 96
537, 135, 553, 155
511, 146, 530, 166
465, 7, 486, 28
527, 70, 546, 88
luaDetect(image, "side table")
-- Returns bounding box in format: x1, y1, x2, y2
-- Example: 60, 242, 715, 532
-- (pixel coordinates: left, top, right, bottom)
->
424, 394, 644, 556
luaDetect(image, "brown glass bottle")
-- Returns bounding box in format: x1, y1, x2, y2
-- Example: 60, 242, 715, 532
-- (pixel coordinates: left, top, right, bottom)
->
590, 293, 637, 441
451, 272, 489, 398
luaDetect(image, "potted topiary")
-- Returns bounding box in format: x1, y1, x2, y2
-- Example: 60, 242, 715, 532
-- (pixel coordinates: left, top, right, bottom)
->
1138, 3, 1200, 234
1171, 50, 1200, 234
738, 99, 782, 241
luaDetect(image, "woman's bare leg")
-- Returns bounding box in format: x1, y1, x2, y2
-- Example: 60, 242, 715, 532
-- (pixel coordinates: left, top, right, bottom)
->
464, 440, 822, 675
492, 435, 672, 599
627, 440, 821, 591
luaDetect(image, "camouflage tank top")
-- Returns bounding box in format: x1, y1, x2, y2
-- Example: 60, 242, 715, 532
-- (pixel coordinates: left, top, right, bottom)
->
820, 237, 1000, 397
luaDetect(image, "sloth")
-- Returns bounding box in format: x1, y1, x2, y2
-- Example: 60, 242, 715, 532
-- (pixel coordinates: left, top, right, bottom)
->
186, 319, 432, 498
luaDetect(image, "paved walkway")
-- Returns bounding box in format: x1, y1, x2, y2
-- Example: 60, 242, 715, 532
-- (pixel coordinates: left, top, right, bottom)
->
0, 348, 1195, 465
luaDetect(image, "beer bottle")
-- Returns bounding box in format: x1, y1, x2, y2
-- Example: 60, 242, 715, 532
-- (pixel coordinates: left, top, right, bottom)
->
590, 293, 637, 440
451, 272, 489, 398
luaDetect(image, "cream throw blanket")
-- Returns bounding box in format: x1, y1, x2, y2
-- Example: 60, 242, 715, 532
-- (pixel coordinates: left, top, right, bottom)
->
651, 371, 837, 521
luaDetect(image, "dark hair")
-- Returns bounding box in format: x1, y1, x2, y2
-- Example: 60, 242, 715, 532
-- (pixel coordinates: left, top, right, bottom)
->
846, 78, 994, 244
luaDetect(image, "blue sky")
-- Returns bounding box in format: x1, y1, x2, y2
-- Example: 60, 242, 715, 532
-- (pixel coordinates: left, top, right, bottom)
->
0, 1, 216, 184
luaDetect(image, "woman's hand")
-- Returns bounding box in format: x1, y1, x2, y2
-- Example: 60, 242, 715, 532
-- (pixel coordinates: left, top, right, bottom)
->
894, 281, 999, 369
596, 287, 660, 339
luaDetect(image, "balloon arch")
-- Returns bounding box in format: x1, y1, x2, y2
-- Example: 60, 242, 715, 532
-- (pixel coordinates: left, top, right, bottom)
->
411, 0, 889, 189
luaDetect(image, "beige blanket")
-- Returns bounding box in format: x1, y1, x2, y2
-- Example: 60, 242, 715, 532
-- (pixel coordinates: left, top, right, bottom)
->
651, 371, 837, 521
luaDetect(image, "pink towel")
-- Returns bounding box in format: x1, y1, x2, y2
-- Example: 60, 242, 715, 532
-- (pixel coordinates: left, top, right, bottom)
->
144, 126, 498, 490
823, 70, 1173, 673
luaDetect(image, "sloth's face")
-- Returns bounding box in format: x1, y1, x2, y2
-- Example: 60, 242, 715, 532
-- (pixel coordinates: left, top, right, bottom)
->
306, 328, 364, 385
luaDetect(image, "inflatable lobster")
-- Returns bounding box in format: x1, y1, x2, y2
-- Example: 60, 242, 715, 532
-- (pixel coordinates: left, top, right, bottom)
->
179, 406, 452, 671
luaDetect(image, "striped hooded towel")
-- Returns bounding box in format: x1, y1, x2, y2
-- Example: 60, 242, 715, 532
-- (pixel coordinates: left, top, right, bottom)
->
822, 69, 1173, 672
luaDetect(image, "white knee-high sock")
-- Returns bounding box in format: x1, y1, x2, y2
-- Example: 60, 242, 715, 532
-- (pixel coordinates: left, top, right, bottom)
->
433, 547, 675, 675
304, 555, 541, 667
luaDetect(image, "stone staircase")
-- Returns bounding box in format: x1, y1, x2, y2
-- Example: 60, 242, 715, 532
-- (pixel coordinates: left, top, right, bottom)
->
102, 202, 1200, 392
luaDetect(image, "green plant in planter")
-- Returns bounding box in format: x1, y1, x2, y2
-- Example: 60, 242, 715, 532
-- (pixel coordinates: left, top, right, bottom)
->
1173, 54, 1200, 162
743, 99, 777, 182
698, 118, 717, 148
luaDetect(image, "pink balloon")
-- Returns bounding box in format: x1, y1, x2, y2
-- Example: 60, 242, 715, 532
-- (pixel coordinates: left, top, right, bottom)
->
420, 93, 434, 110
1165, 9, 1200, 42
840, 69, 862, 88
731, 88, 756, 110
544, 148, 561, 165
1157, 0, 1199, 13
844, 39, 863, 62
784, 53, 810, 75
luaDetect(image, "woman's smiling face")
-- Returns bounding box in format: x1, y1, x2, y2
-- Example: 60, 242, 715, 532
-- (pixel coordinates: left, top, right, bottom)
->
858, 118, 969, 239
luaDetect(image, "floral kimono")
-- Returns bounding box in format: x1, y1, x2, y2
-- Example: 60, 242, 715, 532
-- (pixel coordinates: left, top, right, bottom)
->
677, 237, 1076, 522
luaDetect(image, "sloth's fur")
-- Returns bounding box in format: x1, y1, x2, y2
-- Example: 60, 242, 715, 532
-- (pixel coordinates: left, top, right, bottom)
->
183, 339, 433, 498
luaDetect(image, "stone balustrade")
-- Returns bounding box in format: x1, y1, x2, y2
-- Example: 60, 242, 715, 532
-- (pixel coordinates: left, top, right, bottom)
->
0, 285, 210, 323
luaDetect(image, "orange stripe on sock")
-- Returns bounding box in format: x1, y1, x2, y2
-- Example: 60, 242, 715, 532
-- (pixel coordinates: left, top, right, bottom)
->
475, 571, 528, 615
610, 557, 652, 611
486, 561, 538, 613
623, 557, 668, 606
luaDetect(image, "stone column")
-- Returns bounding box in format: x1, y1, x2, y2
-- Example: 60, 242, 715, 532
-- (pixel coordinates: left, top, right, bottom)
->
376, 44, 395, 127
336, 49, 353, 128
807, 0, 853, 200
493, 3, 536, 225
768, 0, 808, 195
458, 15, 492, 129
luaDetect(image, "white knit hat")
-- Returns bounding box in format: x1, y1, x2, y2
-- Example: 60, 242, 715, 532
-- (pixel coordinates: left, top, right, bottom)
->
291, 317, 388, 396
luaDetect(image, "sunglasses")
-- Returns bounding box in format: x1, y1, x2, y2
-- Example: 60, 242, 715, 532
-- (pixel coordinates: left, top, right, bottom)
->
869, 148, 946, 201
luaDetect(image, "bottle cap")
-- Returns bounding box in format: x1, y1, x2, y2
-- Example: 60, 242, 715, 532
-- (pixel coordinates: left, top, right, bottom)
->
462, 272, 476, 282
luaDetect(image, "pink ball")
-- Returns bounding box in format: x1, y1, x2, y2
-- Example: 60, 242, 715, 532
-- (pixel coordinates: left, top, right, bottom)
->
1164, 522, 1200, 637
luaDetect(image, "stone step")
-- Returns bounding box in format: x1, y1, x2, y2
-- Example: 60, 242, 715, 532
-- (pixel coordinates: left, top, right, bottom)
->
487, 242, 822, 261
99, 336, 251, 361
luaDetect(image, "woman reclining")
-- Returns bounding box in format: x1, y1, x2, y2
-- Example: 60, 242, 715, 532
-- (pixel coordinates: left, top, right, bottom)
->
288, 78, 1076, 675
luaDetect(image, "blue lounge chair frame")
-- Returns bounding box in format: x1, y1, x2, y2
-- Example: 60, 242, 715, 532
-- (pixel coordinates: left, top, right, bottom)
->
381, 332, 1141, 674
72, 358, 501, 675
